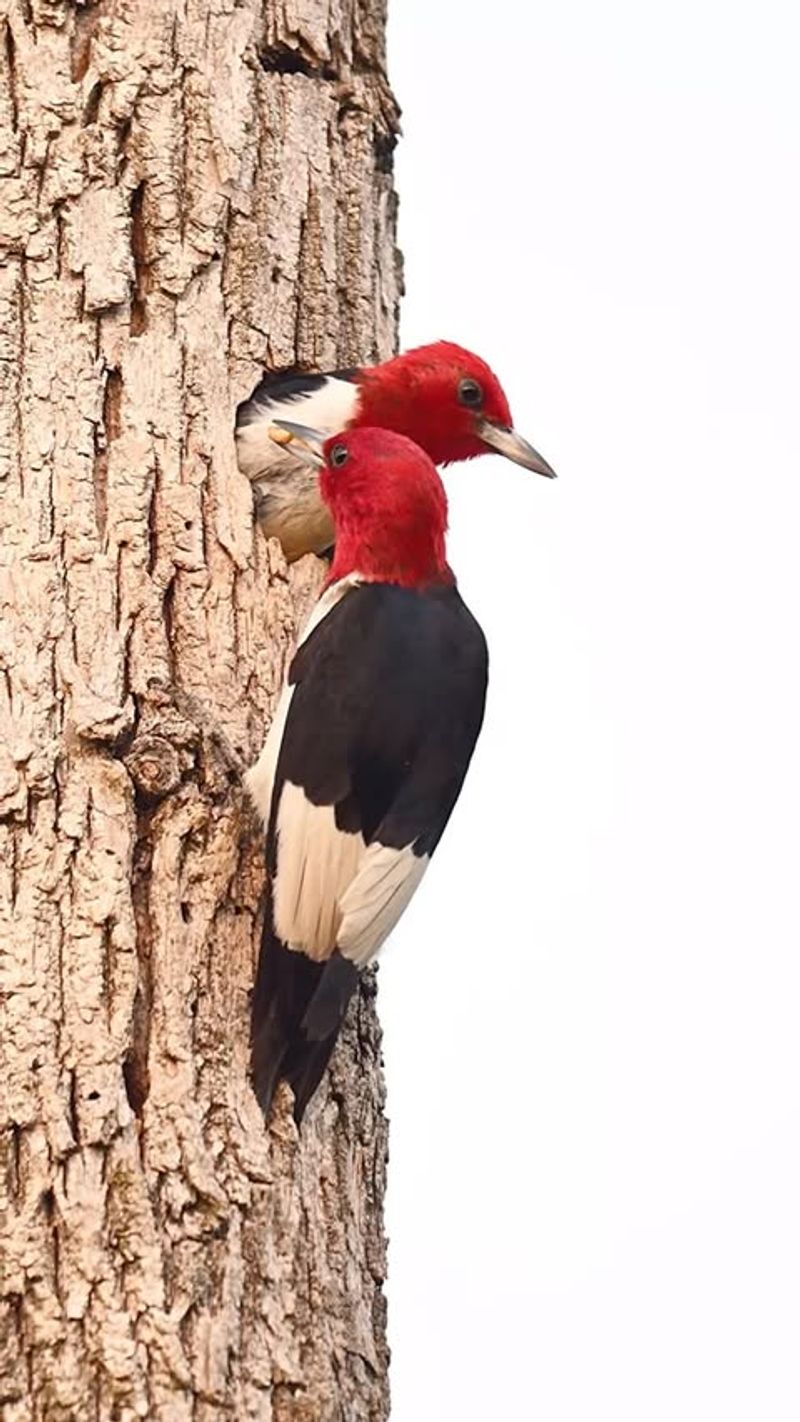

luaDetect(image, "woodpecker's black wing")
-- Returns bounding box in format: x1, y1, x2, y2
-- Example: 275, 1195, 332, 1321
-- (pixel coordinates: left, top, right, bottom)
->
250, 580, 488, 1121
235, 367, 359, 429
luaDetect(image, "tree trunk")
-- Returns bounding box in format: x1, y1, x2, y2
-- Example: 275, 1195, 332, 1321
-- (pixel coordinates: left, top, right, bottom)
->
0, 2, 400, 1418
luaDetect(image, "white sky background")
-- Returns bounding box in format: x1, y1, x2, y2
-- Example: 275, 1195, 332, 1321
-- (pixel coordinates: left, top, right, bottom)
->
380, 3, 800, 1418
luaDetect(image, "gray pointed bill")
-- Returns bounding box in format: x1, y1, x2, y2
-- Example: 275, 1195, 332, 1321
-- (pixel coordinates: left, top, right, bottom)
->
268, 419, 327, 467
477, 417, 557, 479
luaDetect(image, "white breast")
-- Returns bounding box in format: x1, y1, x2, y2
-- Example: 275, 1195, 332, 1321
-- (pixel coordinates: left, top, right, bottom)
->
237, 377, 361, 559
235, 377, 362, 483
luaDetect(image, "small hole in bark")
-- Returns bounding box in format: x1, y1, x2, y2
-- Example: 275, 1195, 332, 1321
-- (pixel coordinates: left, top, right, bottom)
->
87, 1090, 100, 1102
123, 1052, 149, 1116
180, 902, 191, 923
83, 80, 103, 126
103, 369, 123, 443
123, 986, 151, 1117
184, 519, 193, 530
6, 26, 18, 132
130, 183, 149, 335
259, 45, 336, 81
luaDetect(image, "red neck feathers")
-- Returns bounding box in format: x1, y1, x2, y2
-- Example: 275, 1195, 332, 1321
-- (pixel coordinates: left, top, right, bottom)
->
321, 429, 453, 591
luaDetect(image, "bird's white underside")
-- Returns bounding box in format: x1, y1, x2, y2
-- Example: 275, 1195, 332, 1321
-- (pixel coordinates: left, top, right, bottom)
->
236, 379, 361, 558
246, 574, 429, 969
236, 378, 361, 484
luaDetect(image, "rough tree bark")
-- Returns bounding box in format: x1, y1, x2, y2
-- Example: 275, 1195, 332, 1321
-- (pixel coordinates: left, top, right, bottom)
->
0, 2, 401, 1418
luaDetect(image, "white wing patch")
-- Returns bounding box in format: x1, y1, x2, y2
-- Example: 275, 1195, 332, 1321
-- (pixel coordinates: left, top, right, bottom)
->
245, 575, 362, 823
236, 378, 361, 482
272, 785, 364, 962
272, 785, 429, 967
338, 842, 429, 967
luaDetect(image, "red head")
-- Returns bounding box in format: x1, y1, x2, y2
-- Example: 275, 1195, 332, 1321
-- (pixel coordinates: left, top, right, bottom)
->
354, 340, 556, 478
316, 428, 451, 589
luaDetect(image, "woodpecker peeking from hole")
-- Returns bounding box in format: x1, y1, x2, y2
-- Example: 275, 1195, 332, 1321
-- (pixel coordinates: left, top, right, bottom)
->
236, 340, 556, 561
246, 422, 490, 1122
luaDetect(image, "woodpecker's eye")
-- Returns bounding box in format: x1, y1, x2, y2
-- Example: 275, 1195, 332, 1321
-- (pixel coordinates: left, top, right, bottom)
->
329, 443, 349, 469
458, 377, 483, 408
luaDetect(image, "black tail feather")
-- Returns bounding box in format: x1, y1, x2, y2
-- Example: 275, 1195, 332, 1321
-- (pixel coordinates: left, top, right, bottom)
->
250, 926, 321, 1119
250, 927, 360, 1124
301, 953, 359, 1041
284, 1035, 340, 1124
250, 998, 291, 1119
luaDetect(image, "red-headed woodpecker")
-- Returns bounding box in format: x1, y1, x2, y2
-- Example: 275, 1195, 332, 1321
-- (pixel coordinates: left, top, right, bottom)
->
236, 340, 556, 561
246, 423, 488, 1121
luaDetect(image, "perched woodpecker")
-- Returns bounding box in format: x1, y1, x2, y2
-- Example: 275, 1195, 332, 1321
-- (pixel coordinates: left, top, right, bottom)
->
236, 340, 556, 561
246, 423, 489, 1122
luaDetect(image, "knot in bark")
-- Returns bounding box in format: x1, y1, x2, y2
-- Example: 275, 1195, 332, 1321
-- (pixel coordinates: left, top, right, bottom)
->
124, 733, 181, 800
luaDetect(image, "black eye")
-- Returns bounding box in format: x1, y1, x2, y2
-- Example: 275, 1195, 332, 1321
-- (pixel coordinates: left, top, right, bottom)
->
329, 443, 349, 469
458, 377, 483, 408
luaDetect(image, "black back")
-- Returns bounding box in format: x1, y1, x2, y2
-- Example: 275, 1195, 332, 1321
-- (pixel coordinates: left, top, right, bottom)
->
274, 581, 488, 854
251, 581, 488, 1122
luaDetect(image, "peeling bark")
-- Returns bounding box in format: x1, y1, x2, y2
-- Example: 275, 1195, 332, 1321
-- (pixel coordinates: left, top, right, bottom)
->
0, 1, 400, 1417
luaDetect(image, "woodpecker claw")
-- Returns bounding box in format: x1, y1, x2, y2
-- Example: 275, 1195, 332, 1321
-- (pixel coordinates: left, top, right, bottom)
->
477, 418, 557, 479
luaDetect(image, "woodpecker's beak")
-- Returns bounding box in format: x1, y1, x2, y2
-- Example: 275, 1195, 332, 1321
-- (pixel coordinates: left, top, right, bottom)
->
268, 420, 326, 468
477, 418, 557, 479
